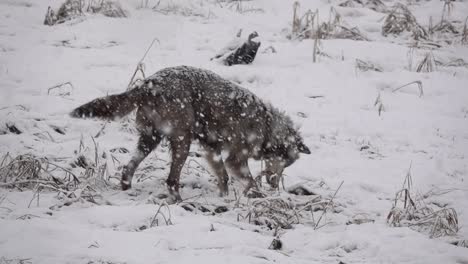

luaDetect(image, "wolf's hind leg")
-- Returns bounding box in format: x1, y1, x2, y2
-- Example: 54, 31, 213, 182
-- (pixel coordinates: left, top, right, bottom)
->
121, 132, 161, 190
205, 149, 229, 197
166, 135, 191, 201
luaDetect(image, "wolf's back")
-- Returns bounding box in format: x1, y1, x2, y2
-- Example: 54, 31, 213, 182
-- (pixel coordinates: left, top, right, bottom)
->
70, 88, 146, 120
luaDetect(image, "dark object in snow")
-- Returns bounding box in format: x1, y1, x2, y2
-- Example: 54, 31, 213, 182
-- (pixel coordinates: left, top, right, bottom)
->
214, 205, 229, 214
360, 145, 370, 151
307, 95, 325, 99
70, 66, 310, 201
296, 112, 307, 118
44, 7, 57, 26
288, 185, 316, 196
182, 203, 212, 214
71, 154, 91, 169
50, 125, 66, 135
212, 31, 261, 66
6, 123, 22, 134
224, 32, 261, 66
181, 204, 194, 212
450, 239, 468, 248
110, 147, 130, 154
195, 204, 211, 213
268, 238, 282, 250
382, 3, 428, 40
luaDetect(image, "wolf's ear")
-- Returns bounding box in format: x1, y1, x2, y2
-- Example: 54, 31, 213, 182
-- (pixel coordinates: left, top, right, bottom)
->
298, 142, 311, 154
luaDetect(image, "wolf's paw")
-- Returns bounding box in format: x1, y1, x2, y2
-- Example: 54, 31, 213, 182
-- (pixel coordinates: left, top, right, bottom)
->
166, 192, 182, 204
121, 180, 132, 191
218, 189, 229, 197
218, 184, 229, 197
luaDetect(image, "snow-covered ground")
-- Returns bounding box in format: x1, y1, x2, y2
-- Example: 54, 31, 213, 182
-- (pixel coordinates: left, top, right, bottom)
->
1, 0, 468, 263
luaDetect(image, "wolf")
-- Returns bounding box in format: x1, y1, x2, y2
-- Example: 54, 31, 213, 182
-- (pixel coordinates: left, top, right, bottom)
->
70, 66, 310, 200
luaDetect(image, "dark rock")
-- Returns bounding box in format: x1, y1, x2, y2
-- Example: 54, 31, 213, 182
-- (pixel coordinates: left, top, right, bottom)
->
214, 205, 229, 214
268, 238, 282, 250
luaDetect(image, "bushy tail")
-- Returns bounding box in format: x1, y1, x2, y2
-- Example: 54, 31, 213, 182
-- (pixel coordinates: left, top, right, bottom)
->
70, 89, 145, 120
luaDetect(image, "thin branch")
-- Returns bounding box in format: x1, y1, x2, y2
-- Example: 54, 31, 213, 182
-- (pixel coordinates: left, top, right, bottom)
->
314, 181, 344, 230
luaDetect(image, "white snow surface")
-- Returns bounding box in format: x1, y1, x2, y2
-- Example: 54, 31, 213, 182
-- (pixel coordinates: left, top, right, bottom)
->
1, 0, 468, 263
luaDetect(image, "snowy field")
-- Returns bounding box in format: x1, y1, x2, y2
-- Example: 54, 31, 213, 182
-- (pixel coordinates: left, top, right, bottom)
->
1, 0, 468, 263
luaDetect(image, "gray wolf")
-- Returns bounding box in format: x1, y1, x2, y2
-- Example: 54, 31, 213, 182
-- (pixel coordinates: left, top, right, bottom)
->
71, 66, 310, 200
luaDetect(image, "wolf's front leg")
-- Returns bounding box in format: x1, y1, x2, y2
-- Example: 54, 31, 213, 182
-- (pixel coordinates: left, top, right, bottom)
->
205, 149, 229, 197
121, 132, 161, 190
166, 135, 191, 202
225, 154, 263, 197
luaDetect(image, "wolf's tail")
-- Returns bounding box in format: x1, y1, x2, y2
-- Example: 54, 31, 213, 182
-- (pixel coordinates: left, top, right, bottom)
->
70, 88, 146, 120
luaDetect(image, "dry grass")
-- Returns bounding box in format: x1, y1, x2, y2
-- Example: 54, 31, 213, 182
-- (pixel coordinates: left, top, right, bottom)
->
430, 18, 459, 44
355, 59, 383, 72
44, 0, 126, 26
243, 198, 299, 230
70, 135, 116, 189
416, 52, 436, 73
339, 0, 387, 13
0, 153, 80, 190
224, 0, 264, 14
392, 80, 424, 97
151, 0, 223, 17
431, 20, 458, 35
441, 0, 453, 22
382, 3, 428, 40
387, 165, 459, 238
0, 257, 32, 264
406, 47, 415, 71
87, 0, 127, 18
290, 5, 319, 40
374, 92, 384, 116
0, 134, 118, 208
440, 58, 468, 68
291, 6, 367, 41
291, 1, 300, 38
127, 38, 159, 90
150, 201, 173, 226
48, 82, 74, 97
235, 181, 344, 233
314, 181, 343, 230
462, 16, 468, 45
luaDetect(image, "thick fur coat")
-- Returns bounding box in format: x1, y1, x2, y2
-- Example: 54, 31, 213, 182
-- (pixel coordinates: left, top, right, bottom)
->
71, 66, 310, 199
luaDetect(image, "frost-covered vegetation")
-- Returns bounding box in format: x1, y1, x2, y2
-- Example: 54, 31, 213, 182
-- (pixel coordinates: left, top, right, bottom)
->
1, 0, 468, 263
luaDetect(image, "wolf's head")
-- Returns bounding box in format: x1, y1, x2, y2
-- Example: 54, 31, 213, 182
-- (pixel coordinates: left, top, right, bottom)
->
262, 115, 310, 187
276, 126, 311, 168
